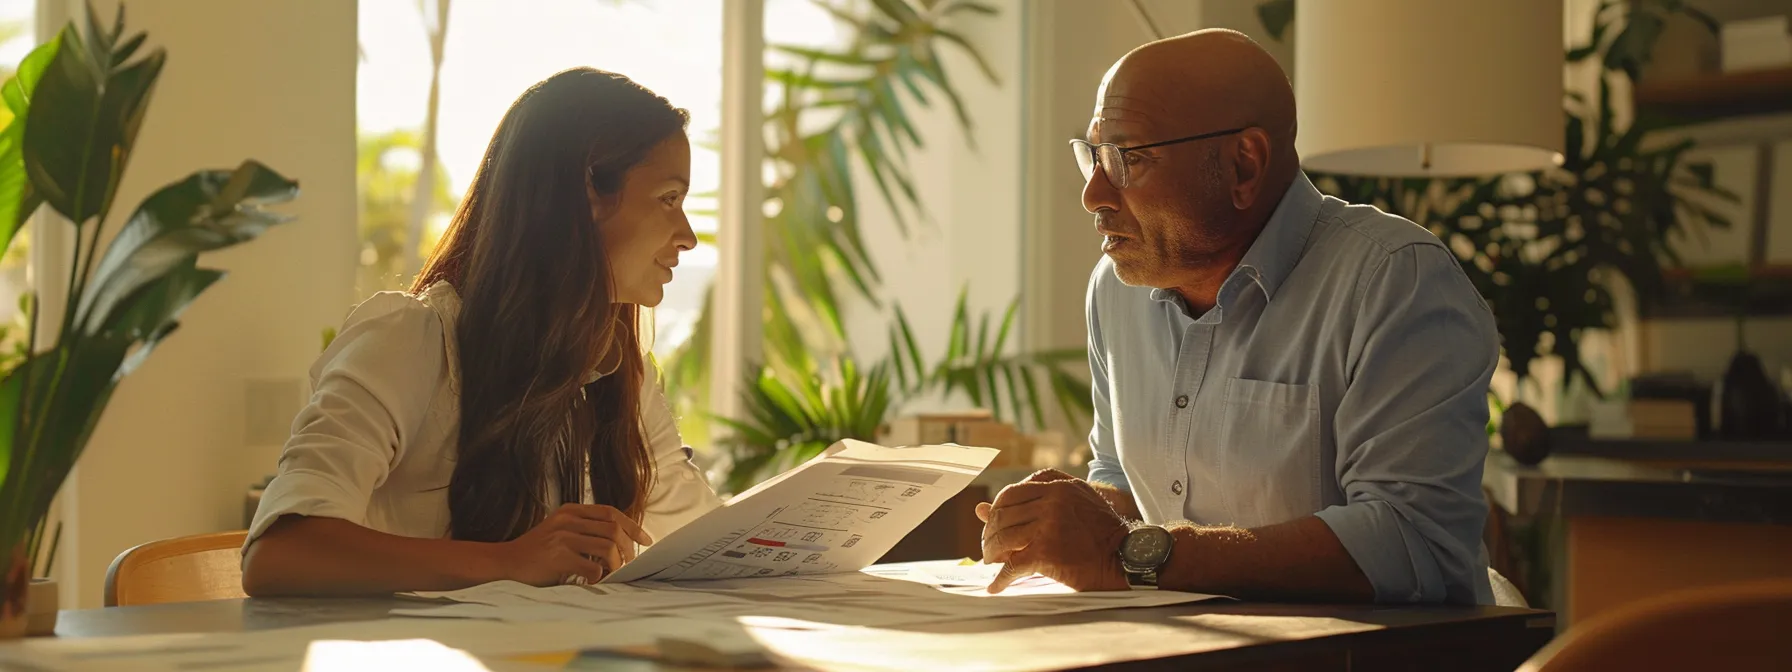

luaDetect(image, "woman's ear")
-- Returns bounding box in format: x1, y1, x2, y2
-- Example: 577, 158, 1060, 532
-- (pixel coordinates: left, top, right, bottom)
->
587, 177, 620, 223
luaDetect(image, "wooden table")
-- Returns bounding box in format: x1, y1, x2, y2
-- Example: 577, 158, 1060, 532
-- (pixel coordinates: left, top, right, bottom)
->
1484, 448, 1792, 627
41, 596, 1556, 670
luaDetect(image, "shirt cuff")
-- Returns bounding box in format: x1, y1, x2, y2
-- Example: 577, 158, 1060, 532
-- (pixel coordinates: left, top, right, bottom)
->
1085, 463, 1132, 492
244, 470, 372, 555
1314, 500, 1445, 604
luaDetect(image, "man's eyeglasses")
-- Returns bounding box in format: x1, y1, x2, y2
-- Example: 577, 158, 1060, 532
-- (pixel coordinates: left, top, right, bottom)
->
1070, 127, 1246, 189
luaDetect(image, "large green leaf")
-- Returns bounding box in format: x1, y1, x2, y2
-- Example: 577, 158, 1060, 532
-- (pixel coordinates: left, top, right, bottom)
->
867, 0, 922, 24
0, 36, 61, 247
1604, 8, 1664, 81
0, 346, 25, 496
0, 332, 131, 545
105, 263, 225, 376
933, 29, 999, 86
24, 21, 164, 226
78, 160, 297, 335
769, 45, 880, 66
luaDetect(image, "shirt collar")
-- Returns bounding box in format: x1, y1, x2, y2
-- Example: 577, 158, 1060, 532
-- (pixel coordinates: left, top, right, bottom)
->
1149, 171, 1322, 309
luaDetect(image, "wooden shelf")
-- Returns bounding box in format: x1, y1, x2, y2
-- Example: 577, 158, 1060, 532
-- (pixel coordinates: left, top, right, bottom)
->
1643, 264, 1792, 319
1550, 427, 1792, 465
1636, 66, 1792, 124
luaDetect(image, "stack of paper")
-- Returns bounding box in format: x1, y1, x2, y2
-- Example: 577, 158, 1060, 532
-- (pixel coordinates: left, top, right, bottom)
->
396, 560, 1222, 629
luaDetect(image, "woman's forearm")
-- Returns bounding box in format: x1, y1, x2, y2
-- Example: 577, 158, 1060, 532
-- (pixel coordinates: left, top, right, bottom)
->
242, 515, 508, 597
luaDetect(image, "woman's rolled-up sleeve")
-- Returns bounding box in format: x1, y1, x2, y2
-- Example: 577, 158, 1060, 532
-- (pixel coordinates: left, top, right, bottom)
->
244, 293, 447, 552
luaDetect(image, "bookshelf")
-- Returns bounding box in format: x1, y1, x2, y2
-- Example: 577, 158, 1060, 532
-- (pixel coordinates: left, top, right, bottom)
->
1636, 66, 1792, 124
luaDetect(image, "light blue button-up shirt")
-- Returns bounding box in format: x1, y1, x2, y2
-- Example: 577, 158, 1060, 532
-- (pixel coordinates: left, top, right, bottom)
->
1085, 172, 1498, 605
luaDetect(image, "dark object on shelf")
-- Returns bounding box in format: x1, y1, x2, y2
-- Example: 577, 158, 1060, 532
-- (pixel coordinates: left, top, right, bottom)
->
1630, 373, 1715, 439
1783, 389, 1792, 441
1634, 66, 1792, 126
1718, 350, 1786, 440
1501, 402, 1552, 466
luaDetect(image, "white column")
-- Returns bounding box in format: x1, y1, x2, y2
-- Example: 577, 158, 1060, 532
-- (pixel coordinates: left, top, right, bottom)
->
711, 0, 765, 423
59, 0, 358, 607
31, 0, 81, 601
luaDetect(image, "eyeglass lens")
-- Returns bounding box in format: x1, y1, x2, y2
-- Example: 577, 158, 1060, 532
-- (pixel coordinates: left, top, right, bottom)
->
1071, 142, 1127, 189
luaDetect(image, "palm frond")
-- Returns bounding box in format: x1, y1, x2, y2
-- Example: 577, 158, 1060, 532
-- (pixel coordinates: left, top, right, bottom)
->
713, 358, 894, 493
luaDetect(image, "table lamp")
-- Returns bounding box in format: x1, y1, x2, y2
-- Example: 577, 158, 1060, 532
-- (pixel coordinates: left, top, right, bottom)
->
1294, 0, 1566, 177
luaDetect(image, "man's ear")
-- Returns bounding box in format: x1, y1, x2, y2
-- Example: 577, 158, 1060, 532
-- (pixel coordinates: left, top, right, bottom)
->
1230, 128, 1274, 211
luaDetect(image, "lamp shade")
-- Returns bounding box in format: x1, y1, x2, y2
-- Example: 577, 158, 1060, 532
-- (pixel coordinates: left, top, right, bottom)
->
1293, 0, 1565, 177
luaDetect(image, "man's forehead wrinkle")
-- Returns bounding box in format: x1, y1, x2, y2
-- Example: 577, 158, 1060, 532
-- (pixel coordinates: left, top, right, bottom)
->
1101, 92, 1155, 105
1095, 104, 1154, 120
1098, 91, 1162, 110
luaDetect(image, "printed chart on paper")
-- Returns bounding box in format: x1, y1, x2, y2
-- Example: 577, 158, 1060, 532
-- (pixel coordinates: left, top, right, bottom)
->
603, 440, 996, 583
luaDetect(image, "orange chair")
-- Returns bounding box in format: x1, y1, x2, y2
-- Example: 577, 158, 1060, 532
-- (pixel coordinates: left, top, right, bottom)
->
104, 531, 249, 607
1518, 578, 1792, 671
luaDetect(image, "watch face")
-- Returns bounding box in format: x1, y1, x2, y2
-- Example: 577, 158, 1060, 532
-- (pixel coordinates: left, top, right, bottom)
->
1121, 526, 1173, 566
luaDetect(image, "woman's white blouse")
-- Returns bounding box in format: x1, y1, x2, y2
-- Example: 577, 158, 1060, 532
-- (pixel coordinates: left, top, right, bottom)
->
245, 281, 722, 552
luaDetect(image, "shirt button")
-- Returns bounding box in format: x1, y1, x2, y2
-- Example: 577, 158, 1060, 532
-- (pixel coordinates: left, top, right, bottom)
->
1171, 480, 1184, 495
1174, 395, 1189, 408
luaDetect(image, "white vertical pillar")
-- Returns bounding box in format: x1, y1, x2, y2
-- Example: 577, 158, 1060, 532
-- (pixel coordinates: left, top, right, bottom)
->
1019, 0, 1056, 358
711, 0, 765, 424
31, 0, 81, 602
55, 0, 358, 607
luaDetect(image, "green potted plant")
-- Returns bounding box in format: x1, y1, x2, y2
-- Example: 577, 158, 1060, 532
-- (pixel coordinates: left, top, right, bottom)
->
716, 288, 1090, 493
0, 5, 296, 637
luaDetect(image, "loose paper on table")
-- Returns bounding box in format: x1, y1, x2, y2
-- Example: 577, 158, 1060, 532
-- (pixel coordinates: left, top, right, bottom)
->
0, 440, 1233, 671
401, 560, 1224, 629
395, 440, 1228, 628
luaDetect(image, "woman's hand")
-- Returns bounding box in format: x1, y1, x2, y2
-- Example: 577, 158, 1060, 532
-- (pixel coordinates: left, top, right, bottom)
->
498, 504, 654, 585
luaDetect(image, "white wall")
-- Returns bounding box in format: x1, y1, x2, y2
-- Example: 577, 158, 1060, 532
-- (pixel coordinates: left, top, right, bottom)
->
48, 0, 357, 607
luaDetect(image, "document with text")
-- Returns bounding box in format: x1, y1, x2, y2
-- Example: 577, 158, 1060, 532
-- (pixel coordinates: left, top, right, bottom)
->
602, 439, 997, 583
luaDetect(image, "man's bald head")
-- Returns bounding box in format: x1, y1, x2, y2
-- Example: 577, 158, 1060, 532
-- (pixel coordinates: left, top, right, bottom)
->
1094, 28, 1297, 161
1080, 28, 1302, 309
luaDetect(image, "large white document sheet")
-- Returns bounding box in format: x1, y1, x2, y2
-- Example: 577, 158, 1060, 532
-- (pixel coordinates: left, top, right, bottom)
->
603, 439, 997, 583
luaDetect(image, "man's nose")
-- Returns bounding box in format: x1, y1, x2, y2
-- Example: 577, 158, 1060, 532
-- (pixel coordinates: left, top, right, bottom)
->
1082, 163, 1120, 215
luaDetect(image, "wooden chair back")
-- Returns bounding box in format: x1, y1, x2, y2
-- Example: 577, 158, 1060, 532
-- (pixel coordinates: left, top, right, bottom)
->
104, 531, 249, 607
1519, 578, 1792, 671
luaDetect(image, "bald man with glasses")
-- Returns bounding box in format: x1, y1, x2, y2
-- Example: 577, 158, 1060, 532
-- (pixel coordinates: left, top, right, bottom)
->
975, 29, 1501, 605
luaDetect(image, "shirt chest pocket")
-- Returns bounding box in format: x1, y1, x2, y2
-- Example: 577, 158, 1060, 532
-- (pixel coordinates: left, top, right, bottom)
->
1217, 377, 1323, 527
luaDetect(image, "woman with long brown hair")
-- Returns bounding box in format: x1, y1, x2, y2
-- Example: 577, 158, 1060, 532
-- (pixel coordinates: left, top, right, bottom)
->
241, 68, 720, 596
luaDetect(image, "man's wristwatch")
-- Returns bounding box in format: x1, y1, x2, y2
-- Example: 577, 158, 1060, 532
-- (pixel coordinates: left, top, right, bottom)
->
1118, 523, 1174, 587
